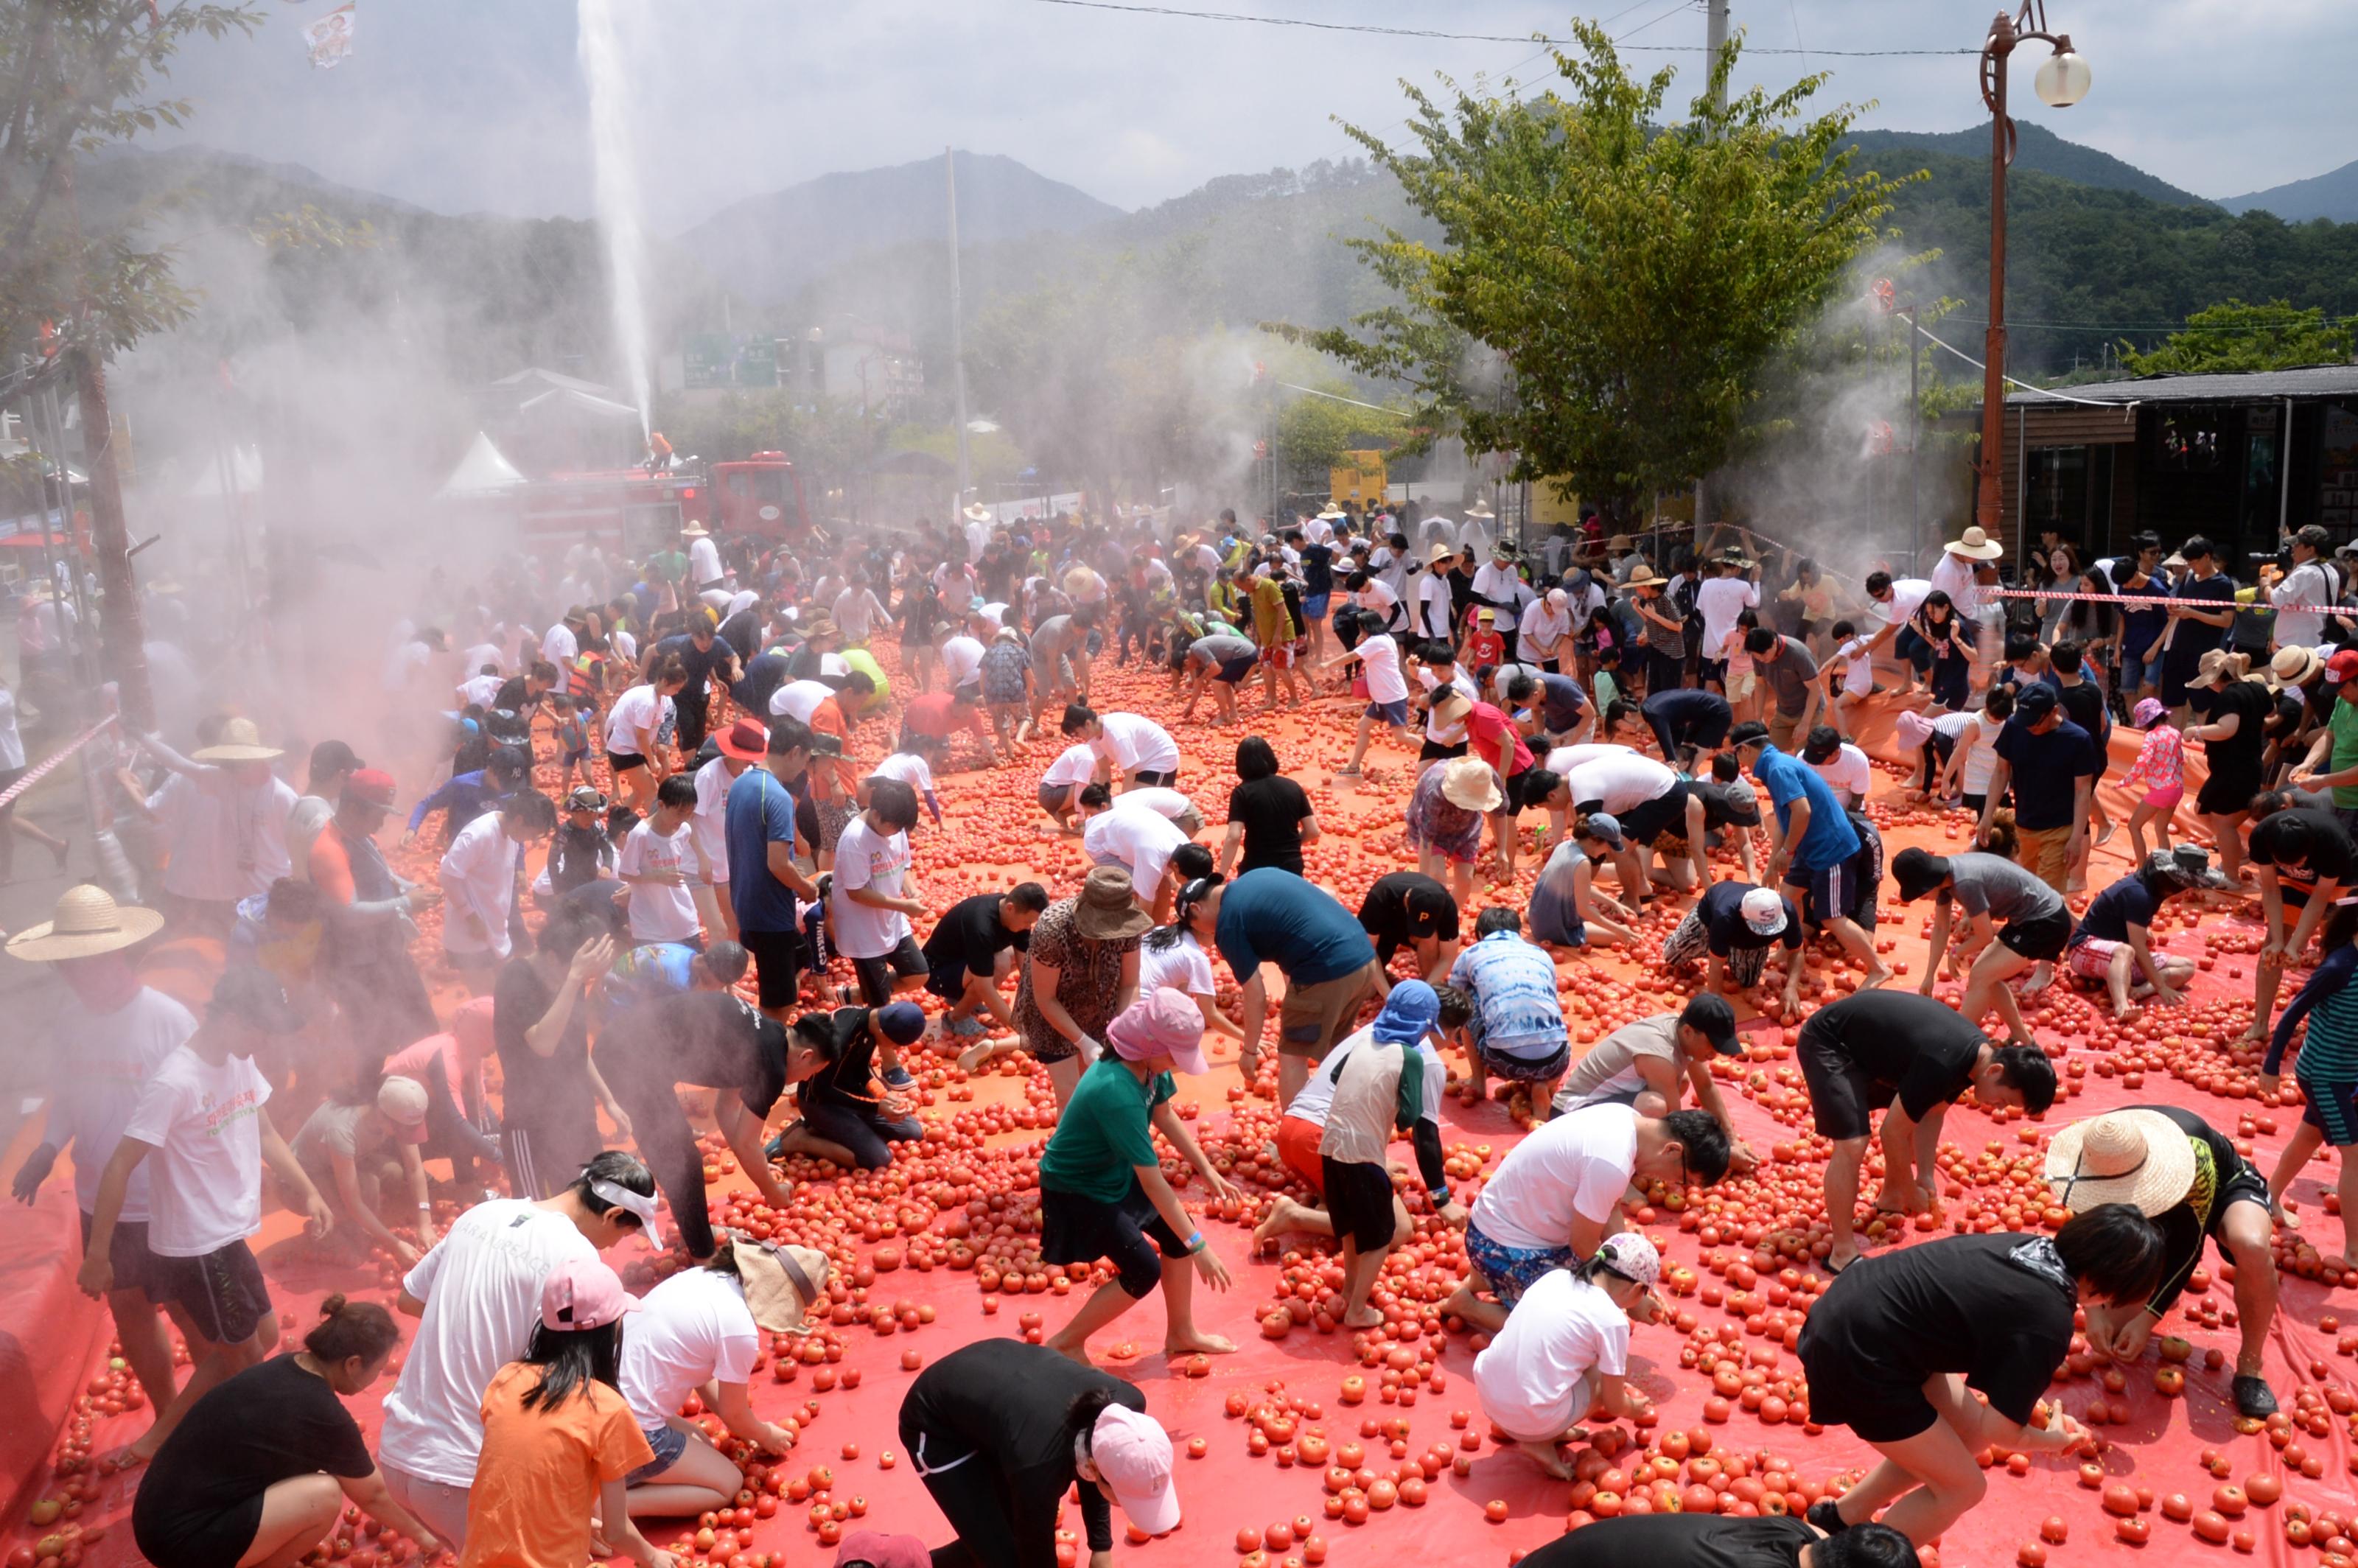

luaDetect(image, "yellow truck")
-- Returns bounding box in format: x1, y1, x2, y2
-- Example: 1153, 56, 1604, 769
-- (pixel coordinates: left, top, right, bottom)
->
1329, 450, 1387, 510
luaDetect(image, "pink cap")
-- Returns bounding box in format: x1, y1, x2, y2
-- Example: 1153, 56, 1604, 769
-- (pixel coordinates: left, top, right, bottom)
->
539, 1256, 640, 1332
1092, 1404, 1180, 1535
1106, 987, 1208, 1077
449, 995, 495, 1058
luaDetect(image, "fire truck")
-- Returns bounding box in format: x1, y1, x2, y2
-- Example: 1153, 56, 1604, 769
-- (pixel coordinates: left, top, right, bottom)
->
511, 451, 813, 561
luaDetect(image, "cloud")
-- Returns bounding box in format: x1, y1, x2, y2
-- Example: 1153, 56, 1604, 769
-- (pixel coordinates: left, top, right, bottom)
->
145, 0, 2357, 222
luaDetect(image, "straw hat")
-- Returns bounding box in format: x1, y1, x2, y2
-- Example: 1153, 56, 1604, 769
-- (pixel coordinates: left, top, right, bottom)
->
1623, 565, 1663, 589
190, 717, 284, 763
1431, 690, 1474, 726
962, 503, 993, 523
1464, 499, 1494, 519
1315, 506, 1346, 522
799, 617, 839, 642
1945, 525, 2004, 561
1438, 757, 1502, 813
2043, 1109, 2196, 1217
5, 884, 164, 962
1426, 541, 1457, 566
2186, 647, 2253, 692
1074, 866, 1154, 941
2270, 645, 2324, 690
731, 1233, 833, 1334
1606, 534, 1633, 553
680, 523, 710, 539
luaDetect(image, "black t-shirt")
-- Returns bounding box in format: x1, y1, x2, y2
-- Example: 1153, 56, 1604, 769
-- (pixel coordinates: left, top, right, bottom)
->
1301, 544, 1335, 598
547, 823, 616, 896
2248, 808, 2358, 883
134, 1354, 372, 1546
558, 876, 630, 937
2050, 675, 2107, 742
1697, 880, 1800, 954
593, 990, 788, 1116
2266, 688, 2309, 744
1357, 871, 1460, 945
1643, 687, 1732, 730
2194, 679, 2273, 777
735, 651, 792, 715
1810, 990, 1987, 1120
2163, 574, 2236, 673
2073, 874, 2162, 945
922, 893, 1034, 978
800, 1005, 887, 1112
716, 609, 762, 660
1519, 1514, 1819, 1568
494, 958, 595, 1133
1799, 1231, 2076, 1424
1228, 775, 1315, 875
654, 632, 741, 693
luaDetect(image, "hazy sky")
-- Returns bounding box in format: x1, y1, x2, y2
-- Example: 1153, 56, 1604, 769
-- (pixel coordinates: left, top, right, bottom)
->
151, 0, 2352, 229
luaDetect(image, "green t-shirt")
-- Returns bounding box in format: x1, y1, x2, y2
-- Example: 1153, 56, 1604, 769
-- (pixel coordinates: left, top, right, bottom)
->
1036, 1057, 1174, 1203
2331, 699, 2358, 810
648, 549, 688, 584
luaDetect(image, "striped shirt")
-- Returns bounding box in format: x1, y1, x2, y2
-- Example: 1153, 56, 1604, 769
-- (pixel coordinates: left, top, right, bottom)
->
2267, 943, 2358, 1079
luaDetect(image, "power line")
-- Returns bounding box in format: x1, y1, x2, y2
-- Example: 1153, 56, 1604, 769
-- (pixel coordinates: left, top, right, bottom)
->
1024, 0, 1976, 54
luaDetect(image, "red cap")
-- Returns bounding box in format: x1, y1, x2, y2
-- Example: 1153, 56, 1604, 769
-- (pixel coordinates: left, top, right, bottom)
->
2328, 648, 2358, 693
346, 769, 398, 808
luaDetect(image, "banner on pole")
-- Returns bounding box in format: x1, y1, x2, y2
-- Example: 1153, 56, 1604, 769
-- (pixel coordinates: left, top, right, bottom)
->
303, 4, 356, 69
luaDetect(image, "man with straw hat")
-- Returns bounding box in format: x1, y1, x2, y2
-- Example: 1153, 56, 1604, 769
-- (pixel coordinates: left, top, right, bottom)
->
617, 1230, 832, 1518
1930, 525, 2004, 642
8, 884, 191, 1446
2045, 1106, 2279, 1417
129, 718, 297, 934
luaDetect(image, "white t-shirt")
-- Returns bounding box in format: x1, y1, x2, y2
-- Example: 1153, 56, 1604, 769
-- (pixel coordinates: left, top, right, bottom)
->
1810, 743, 1875, 806
55, 987, 195, 1222
121, 1047, 272, 1256
619, 817, 704, 944
830, 816, 914, 959
688, 536, 724, 587
438, 811, 520, 959
834, 587, 887, 640
1469, 1102, 1640, 1252
692, 755, 737, 881
1094, 713, 1180, 777
619, 1264, 761, 1433
1359, 634, 1410, 704
1695, 578, 1759, 659
605, 684, 673, 756
1120, 787, 1193, 823
1472, 1268, 1631, 1441
1083, 806, 1187, 893
1286, 1024, 1368, 1130
383, 639, 433, 693
1961, 710, 2007, 795
1138, 931, 1216, 998
1836, 637, 1876, 697
870, 752, 935, 797
0, 684, 22, 770
1872, 578, 1932, 633
457, 673, 505, 710
1564, 752, 1677, 815
1042, 743, 1099, 791
541, 623, 578, 665
771, 679, 837, 724
381, 1198, 599, 1486
940, 635, 985, 689
1357, 579, 1400, 625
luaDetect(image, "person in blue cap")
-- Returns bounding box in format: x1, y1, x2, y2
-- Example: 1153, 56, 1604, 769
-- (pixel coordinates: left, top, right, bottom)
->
1253, 981, 1467, 1328
769, 1002, 929, 1172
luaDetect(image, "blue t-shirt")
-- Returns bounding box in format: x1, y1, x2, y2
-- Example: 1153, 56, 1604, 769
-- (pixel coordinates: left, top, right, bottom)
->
1753, 744, 1860, 871
1993, 716, 2102, 833
601, 942, 699, 1014
1536, 673, 1589, 729
2072, 874, 2161, 945
727, 766, 802, 933
1213, 867, 1375, 987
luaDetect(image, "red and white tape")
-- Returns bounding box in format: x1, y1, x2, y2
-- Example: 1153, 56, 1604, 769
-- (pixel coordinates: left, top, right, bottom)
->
1984, 586, 2344, 614
0, 713, 118, 813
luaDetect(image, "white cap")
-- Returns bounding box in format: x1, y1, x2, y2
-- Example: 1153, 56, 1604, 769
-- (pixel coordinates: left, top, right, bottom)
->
1739, 886, 1788, 937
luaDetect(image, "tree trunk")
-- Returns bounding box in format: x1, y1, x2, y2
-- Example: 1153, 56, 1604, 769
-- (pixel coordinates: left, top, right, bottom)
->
63, 155, 151, 730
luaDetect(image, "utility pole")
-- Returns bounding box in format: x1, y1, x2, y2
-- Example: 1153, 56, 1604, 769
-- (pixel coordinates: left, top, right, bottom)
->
945, 147, 973, 513
1693, 0, 1731, 552
60, 158, 153, 732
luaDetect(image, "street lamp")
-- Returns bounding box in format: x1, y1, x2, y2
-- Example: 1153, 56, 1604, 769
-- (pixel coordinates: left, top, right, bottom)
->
1975, 2, 2090, 538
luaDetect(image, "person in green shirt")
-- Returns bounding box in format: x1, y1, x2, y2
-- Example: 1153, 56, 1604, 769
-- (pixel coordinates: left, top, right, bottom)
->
1039, 988, 1239, 1367
646, 546, 689, 588
2290, 653, 2358, 833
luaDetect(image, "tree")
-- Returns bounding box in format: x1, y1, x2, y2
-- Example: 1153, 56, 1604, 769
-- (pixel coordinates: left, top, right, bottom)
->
1274, 22, 1910, 519
2119, 298, 2353, 377
2, 0, 263, 728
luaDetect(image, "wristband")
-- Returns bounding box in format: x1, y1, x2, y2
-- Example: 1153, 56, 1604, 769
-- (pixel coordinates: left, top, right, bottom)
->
1185, 1231, 1205, 1254
1429, 1188, 1452, 1211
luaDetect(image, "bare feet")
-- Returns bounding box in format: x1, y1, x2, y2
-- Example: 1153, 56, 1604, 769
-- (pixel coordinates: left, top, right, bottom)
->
2272, 1200, 2301, 1229
1858, 963, 1894, 990
1342, 1305, 1384, 1330
1518, 1440, 1575, 1480
1164, 1329, 1237, 1357
1253, 1198, 1309, 1251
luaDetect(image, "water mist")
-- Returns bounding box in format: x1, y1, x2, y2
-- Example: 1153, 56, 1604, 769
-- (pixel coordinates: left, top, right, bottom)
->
578, 0, 653, 439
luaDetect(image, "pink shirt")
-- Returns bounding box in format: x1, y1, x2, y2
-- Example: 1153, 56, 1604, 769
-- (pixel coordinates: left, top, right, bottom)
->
2122, 725, 2184, 794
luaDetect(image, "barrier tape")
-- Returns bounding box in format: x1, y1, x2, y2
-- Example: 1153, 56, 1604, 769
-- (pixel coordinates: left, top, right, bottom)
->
0, 713, 118, 813
1982, 586, 2345, 614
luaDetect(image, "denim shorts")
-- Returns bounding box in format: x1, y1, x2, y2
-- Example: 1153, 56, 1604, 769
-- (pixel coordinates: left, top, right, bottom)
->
626, 1422, 690, 1485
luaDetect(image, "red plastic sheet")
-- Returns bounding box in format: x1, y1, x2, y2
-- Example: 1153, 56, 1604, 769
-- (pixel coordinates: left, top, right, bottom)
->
7, 651, 2351, 1568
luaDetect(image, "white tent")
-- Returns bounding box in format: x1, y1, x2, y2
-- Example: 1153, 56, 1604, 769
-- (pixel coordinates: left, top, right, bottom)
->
435, 431, 528, 499
187, 445, 264, 498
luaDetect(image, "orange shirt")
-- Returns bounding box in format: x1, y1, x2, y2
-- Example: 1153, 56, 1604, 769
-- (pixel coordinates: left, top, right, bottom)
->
458, 1363, 653, 1568
809, 697, 852, 799
308, 825, 359, 906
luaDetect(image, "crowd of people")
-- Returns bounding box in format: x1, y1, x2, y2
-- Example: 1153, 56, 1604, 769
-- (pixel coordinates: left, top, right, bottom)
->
7, 491, 2358, 1568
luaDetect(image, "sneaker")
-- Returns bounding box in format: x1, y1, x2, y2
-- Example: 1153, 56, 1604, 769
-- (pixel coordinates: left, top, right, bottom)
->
882, 1064, 917, 1091
1806, 1499, 1849, 1535
2233, 1374, 2279, 1418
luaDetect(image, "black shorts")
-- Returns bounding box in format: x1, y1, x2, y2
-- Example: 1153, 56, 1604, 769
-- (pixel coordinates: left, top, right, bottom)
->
1797, 1013, 1882, 1143
1320, 1158, 1399, 1254
610, 751, 648, 774
1796, 1315, 1941, 1444
79, 1211, 164, 1297
1786, 858, 1858, 931
1131, 769, 1178, 788
1038, 1181, 1183, 1299
149, 1239, 271, 1348
741, 926, 805, 1011
1418, 739, 1469, 762
134, 1491, 264, 1568
1998, 907, 2071, 961
852, 934, 928, 1005
2197, 765, 2262, 819
923, 958, 974, 1002
1617, 780, 1691, 846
